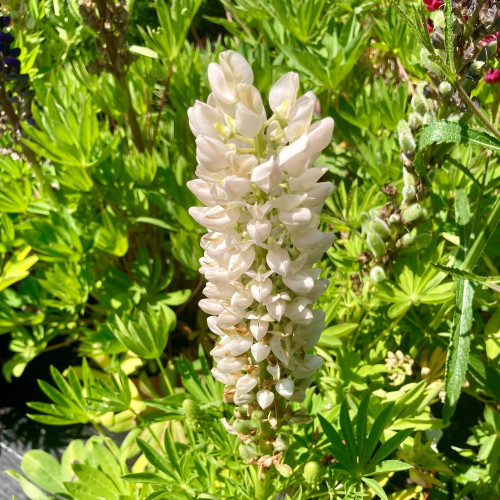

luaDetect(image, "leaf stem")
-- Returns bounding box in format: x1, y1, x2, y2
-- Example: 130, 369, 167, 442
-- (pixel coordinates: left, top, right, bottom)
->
155, 356, 175, 396
455, 83, 500, 141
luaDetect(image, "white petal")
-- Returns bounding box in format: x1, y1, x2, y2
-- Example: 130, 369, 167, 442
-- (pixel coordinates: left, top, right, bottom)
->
235, 103, 263, 138
269, 72, 299, 116
229, 335, 253, 356
279, 207, 313, 230
301, 182, 334, 208
257, 389, 275, 409
234, 391, 255, 405
286, 91, 316, 141
285, 297, 313, 324
250, 319, 269, 341
219, 50, 254, 85
278, 134, 311, 177
187, 179, 215, 206
247, 218, 272, 243
236, 374, 258, 394
250, 276, 273, 302
188, 101, 223, 139
211, 368, 234, 385
222, 175, 251, 200
266, 246, 291, 275
282, 269, 319, 295
289, 166, 327, 192
208, 63, 235, 104
231, 290, 254, 310
269, 335, 290, 365
198, 298, 225, 315
250, 158, 282, 194
275, 379, 294, 399
308, 117, 334, 157
251, 342, 271, 362
217, 357, 245, 373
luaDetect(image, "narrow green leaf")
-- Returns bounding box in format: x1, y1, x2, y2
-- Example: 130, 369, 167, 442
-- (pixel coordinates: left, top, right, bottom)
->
367, 428, 413, 469
443, 278, 475, 425
443, 0, 455, 72
339, 400, 357, 462
317, 414, 355, 473
362, 477, 388, 500
365, 404, 394, 462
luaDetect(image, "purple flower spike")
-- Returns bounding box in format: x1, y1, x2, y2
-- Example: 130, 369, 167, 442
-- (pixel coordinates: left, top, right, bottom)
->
0, 16, 10, 29
0, 32, 14, 44
9, 47, 20, 57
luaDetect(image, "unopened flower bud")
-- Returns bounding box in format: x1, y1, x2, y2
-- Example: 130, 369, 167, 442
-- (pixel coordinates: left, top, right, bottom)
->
303, 461, 323, 489
370, 266, 386, 282
438, 81, 452, 97
397, 120, 416, 155
402, 185, 416, 201
182, 399, 205, 430
367, 231, 386, 258
233, 419, 255, 435
402, 203, 422, 223
400, 233, 415, 246
370, 218, 391, 239
408, 111, 423, 129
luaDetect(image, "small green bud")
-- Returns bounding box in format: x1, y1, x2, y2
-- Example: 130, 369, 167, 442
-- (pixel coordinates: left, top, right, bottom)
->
182, 399, 205, 430
402, 185, 416, 201
289, 408, 313, 424
438, 81, 452, 97
367, 231, 387, 258
397, 120, 416, 155
400, 233, 415, 246
423, 110, 436, 125
408, 111, 423, 129
233, 419, 254, 435
370, 265, 386, 283
239, 443, 258, 461
370, 218, 391, 239
402, 203, 422, 223
411, 92, 428, 115
388, 213, 401, 225
446, 113, 460, 123
303, 461, 323, 489
470, 60, 486, 75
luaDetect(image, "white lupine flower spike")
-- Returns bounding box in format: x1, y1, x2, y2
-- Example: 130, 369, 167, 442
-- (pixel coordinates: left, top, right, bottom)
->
188, 50, 334, 456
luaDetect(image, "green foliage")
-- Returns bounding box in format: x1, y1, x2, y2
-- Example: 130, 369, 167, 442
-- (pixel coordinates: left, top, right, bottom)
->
1, 0, 500, 499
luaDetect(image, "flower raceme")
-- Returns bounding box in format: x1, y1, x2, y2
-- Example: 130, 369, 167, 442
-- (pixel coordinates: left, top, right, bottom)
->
188, 51, 334, 433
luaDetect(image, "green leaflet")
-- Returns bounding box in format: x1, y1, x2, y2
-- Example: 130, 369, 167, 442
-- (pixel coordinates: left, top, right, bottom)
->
418, 121, 500, 152
443, 278, 475, 425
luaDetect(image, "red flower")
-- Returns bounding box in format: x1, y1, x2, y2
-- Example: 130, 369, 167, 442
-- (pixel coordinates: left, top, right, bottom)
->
427, 18, 434, 34
484, 68, 500, 84
423, 0, 443, 12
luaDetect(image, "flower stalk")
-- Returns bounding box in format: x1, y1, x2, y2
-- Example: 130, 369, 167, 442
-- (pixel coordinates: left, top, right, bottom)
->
188, 51, 334, 464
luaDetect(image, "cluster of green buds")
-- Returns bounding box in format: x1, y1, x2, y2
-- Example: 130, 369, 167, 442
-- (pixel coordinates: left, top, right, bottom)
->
78, 0, 135, 79
361, 81, 460, 278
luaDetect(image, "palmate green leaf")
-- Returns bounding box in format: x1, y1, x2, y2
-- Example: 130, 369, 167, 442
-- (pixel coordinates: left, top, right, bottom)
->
71, 464, 121, 498
21, 450, 69, 495
418, 121, 500, 152
443, 277, 475, 425
363, 404, 394, 466
136, 438, 180, 481
4, 469, 51, 500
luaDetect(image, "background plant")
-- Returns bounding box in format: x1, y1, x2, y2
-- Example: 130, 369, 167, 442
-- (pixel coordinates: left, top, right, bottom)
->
0, 0, 499, 499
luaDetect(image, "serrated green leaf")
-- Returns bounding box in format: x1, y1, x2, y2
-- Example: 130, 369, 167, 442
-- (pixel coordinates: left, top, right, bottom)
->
418, 121, 500, 152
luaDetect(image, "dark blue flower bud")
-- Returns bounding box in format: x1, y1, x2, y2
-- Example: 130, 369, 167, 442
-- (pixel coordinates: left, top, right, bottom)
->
0, 32, 14, 44
26, 118, 37, 126
0, 17, 11, 29
0, 43, 7, 53
9, 47, 20, 57
5, 56, 20, 68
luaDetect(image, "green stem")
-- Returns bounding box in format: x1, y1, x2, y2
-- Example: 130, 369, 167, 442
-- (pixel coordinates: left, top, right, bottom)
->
254, 467, 274, 500
118, 75, 145, 152
155, 356, 175, 395
462, 195, 500, 272
455, 83, 500, 141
